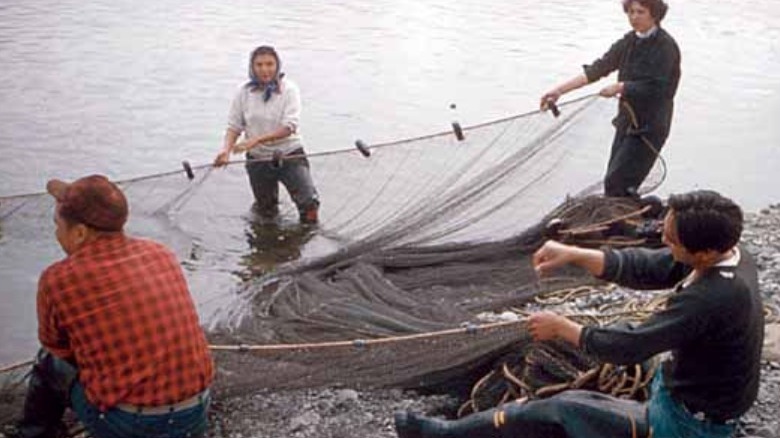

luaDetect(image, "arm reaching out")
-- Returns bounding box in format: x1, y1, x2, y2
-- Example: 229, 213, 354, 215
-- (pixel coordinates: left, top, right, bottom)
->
539, 74, 589, 110
527, 241, 603, 348
532, 240, 606, 278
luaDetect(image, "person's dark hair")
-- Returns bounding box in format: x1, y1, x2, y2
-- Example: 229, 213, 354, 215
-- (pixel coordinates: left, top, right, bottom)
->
622, 0, 668, 23
667, 190, 742, 254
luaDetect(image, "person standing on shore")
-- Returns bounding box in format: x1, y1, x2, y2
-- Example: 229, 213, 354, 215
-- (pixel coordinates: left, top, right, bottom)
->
540, 0, 681, 197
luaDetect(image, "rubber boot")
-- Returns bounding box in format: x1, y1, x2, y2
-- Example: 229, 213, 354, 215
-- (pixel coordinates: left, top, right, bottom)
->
394, 399, 558, 438
17, 350, 76, 438
300, 204, 319, 225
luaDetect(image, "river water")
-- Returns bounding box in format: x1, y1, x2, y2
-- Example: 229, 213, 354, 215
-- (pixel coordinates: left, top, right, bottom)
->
1, 0, 779, 364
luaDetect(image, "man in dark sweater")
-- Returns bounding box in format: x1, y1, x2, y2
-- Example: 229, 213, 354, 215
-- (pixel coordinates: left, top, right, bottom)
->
394, 190, 763, 437
540, 0, 681, 197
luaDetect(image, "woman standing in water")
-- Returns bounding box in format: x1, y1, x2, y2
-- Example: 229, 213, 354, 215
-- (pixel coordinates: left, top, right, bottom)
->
214, 45, 320, 223
540, 0, 680, 197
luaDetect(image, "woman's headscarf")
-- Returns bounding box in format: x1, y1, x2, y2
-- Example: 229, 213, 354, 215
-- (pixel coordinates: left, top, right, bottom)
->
246, 45, 285, 102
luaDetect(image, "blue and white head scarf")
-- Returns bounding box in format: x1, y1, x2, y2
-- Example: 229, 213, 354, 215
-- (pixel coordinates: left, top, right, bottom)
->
246, 45, 285, 102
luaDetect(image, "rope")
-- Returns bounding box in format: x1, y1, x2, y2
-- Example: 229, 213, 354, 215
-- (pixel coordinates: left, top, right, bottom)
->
620, 100, 667, 195
14, 283, 774, 374
209, 318, 527, 352
5, 319, 522, 375
460, 281, 673, 416
558, 205, 651, 236
0, 359, 33, 374
461, 357, 658, 417
532, 285, 612, 306
4, 284, 771, 374
0, 95, 601, 200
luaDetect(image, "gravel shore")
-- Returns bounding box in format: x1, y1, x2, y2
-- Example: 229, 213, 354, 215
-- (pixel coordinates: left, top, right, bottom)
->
205, 204, 780, 438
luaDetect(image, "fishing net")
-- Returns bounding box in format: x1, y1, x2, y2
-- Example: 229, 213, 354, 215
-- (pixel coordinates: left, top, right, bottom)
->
0, 95, 668, 403
456, 340, 659, 417
0, 365, 27, 425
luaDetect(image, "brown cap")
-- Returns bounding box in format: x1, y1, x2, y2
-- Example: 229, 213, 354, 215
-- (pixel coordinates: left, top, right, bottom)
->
46, 175, 128, 232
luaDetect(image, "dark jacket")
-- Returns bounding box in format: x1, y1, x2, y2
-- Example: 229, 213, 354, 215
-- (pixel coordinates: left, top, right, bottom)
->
583, 28, 681, 147
580, 246, 764, 421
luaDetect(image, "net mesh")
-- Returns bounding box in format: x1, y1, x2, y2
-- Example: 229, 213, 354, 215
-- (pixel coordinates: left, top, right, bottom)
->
0, 96, 667, 399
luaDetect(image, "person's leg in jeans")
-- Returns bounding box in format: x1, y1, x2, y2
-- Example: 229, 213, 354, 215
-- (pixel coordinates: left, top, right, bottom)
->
278, 153, 319, 224
245, 158, 280, 218
395, 390, 649, 438
17, 349, 77, 438
647, 370, 737, 438
395, 399, 562, 438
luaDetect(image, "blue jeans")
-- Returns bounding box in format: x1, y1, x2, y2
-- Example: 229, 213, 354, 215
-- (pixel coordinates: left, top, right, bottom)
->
648, 369, 736, 438
70, 383, 209, 438
18, 349, 209, 438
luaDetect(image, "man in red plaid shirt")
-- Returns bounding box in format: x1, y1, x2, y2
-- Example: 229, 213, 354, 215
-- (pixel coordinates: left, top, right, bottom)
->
17, 175, 214, 438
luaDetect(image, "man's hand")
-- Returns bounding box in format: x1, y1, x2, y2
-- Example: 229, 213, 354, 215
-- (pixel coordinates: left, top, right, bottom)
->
528, 311, 583, 346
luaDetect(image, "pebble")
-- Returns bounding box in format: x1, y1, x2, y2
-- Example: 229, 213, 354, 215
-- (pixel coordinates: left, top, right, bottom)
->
289, 411, 322, 431
335, 389, 360, 405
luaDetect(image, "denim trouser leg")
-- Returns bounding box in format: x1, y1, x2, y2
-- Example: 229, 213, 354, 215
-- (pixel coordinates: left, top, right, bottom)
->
18, 349, 77, 438
648, 370, 737, 438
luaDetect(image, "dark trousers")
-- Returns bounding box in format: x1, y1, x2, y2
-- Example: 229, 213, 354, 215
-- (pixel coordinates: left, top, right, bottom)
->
395, 390, 649, 438
245, 149, 319, 221
603, 130, 661, 197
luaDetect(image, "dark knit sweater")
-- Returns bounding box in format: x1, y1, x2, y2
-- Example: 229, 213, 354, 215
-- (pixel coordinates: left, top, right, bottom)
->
583, 28, 681, 147
581, 246, 764, 421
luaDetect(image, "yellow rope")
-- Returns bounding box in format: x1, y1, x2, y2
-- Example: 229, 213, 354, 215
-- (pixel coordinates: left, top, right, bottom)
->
559, 205, 651, 236
0, 359, 34, 374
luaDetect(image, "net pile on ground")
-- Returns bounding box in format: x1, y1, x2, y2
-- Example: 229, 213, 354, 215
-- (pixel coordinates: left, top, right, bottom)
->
207, 191, 665, 396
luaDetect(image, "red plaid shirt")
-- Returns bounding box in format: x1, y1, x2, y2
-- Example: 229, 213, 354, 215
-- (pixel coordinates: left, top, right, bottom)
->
37, 233, 214, 410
